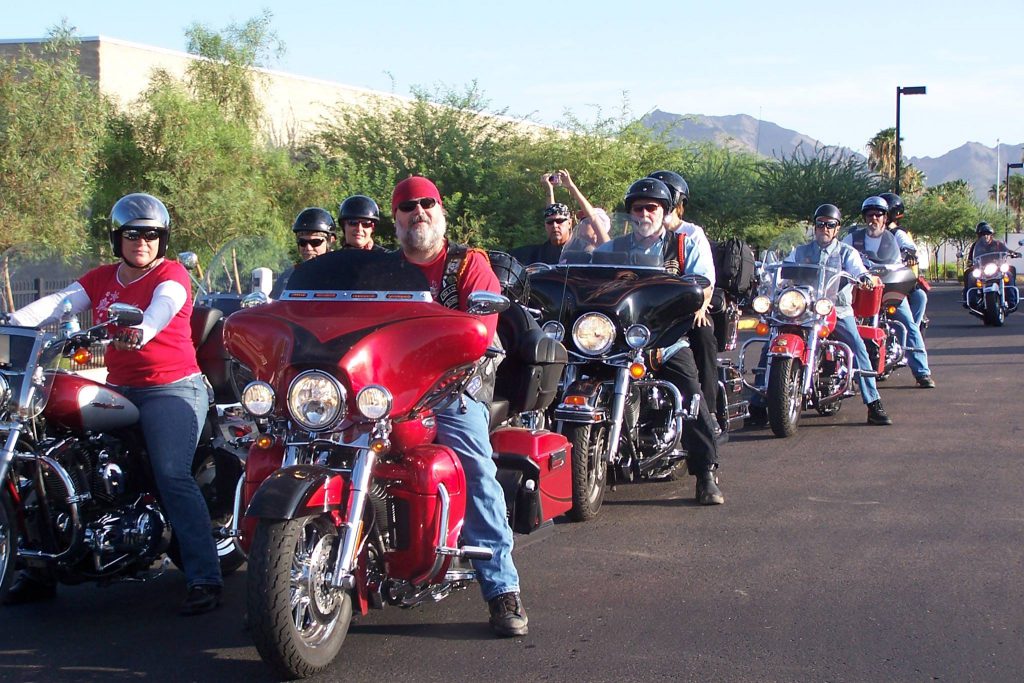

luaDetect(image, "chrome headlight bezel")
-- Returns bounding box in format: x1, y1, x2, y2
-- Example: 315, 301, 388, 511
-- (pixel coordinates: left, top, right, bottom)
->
287, 370, 347, 432
777, 289, 809, 318
240, 381, 275, 417
813, 298, 834, 316
542, 320, 565, 342
752, 295, 772, 314
355, 384, 392, 420
624, 324, 651, 349
572, 313, 616, 356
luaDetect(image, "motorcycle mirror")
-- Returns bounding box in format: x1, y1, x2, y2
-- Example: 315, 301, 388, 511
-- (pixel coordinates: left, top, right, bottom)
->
178, 252, 200, 271
1017, 239, 1024, 247
466, 291, 510, 316
241, 291, 270, 308
107, 302, 144, 326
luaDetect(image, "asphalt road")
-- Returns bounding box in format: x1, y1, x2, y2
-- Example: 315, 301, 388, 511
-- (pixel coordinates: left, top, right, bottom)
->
1, 284, 1021, 682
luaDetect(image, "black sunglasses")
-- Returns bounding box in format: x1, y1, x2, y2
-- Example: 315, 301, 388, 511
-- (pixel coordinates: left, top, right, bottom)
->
545, 217, 569, 225
122, 229, 162, 241
814, 220, 840, 229
396, 197, 438, 213
297, 237, 326, 248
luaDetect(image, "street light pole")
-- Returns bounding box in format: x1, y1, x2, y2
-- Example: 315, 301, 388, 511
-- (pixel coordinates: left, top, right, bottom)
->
1006, 162, 1023, 240
895, 85, 927, 194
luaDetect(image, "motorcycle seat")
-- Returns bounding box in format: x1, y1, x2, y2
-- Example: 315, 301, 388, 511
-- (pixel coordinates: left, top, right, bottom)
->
191, 305, 224, 348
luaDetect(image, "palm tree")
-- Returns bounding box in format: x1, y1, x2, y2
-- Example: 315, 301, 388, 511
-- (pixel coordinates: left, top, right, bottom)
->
867, 128, 897, 179
900, 165, 925, 197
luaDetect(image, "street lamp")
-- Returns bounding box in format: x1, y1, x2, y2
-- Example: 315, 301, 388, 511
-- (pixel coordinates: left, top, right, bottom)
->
895, 85, 927, 195
1005, 162, 1023, 240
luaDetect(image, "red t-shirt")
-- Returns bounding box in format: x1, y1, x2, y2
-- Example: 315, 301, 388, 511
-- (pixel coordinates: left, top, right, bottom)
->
408, 243, 499, 339
79, 261, 200, 387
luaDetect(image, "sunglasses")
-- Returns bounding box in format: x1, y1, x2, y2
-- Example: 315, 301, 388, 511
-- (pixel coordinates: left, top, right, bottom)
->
396, 197, 438, 213
121, 229, 162, 241
545, 217, 569, 225
344, 220, 375, 229
814, 220, 840, 229
296, 237, 326, 248
630, 203, 662, 214
864, 210, 886, 218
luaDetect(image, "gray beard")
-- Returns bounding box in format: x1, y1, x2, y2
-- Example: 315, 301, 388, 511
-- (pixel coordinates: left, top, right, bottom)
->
634, 220, 661, 239
399, 216, 445, 254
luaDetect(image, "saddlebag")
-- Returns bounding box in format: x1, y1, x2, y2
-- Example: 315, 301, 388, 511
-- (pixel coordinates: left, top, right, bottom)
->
709, 289, 739, 352
857, 325, 886, 375
491, 428, 572, 534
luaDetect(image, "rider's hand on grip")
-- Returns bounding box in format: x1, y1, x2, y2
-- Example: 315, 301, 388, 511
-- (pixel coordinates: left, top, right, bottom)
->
113, 327, 143, 351
858, 273, 879, 289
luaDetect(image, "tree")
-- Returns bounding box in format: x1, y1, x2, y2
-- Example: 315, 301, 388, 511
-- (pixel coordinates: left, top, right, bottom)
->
867, 128, 896, 180
904, 181, 988, 276
0, 26, 107, 255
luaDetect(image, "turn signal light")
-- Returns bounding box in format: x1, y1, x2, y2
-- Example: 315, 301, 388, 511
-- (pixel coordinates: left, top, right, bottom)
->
629, 362, 646, 379
370, 438, 391, 454
71, 348, 92, 365
975, 280, 983, 287
818, 326, 830, 338
255, 434, 275, 450
564, 395, 587, 406
886, 305, 897, 315
755, 322, 769, 336
1004, 275, 1010, 284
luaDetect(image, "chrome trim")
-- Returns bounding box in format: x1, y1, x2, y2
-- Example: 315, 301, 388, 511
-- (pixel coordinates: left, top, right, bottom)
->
280, 289, 434, 303
13, 453, 84, 561
330, 447, 377, 589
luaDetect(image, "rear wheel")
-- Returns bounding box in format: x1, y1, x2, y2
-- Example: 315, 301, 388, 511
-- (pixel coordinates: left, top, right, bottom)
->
983, 291, 1005, 326
767, 357, 803, 438
0, 490, 15, 601
564, 422, 608, 522
247, 515, 351, 680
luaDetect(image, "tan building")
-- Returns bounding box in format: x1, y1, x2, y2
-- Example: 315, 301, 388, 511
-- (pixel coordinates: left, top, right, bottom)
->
1, 35, 547, 145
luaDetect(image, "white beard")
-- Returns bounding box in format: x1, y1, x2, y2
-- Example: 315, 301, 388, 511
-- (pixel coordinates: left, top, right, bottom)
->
634, 219, 661, 239
399, 213, 446, 254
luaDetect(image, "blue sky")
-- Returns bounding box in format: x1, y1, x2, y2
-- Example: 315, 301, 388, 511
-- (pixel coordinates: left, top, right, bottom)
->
6, 1, 1023, 160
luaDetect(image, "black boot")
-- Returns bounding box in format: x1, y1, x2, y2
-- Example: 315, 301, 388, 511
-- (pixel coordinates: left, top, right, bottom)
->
695, 469, 725, 505
180, 584, 221, 616
746, 405, 768, 427
866, 400, 892, 426
2, 571, 57, 606
488, 591, 528, 637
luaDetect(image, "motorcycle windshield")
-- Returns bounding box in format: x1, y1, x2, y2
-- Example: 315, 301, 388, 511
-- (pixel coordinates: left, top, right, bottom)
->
197, 235, 294, 312
529, 214, 707, 351
222, 250, 491, 416
760, 261, 846, 325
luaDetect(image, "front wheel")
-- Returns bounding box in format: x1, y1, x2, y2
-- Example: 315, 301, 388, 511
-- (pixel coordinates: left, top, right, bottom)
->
563, 422, 608, 522
766, 357, 803, 438
0, 490, 15, 601
983, 291, 1005, 326
247, 516, 352, 680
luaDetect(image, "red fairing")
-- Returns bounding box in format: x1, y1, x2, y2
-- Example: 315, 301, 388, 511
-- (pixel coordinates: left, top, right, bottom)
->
490, 428, 572, 520
374, 445, 466, 584
45, 373, 138, 433
223, 300, 489, 415
240, 441, 286, 553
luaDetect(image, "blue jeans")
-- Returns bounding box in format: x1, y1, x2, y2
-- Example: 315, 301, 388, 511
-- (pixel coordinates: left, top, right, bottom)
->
909, 288, 928, 326
892, 299, 930, 379
119, 374, 222, 588
435, 395, 519, 602
832, 315, 880, 405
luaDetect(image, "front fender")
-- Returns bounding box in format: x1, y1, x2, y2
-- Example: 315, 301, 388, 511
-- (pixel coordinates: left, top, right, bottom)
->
245, 464, 347, 521
768, 332, 807, 360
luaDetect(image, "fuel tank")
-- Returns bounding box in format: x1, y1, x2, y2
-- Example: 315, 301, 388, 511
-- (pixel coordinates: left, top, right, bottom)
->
45, 372, 139, 432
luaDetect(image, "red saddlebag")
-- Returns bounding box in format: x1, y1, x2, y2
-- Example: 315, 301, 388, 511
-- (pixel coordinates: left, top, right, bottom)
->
491, 428, 572, 533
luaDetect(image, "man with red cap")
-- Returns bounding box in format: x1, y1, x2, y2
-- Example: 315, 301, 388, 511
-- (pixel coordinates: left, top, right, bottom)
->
390, 175, 528, 638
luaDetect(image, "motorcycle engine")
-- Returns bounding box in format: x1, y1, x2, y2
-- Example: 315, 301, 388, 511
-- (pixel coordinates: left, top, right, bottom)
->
83, 499, 171, 570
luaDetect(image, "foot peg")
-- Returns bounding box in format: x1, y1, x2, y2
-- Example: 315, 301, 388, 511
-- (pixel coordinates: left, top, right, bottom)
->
436, 544, 494, 561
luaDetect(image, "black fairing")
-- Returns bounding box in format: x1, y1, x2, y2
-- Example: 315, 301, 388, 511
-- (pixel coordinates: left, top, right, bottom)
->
529, 266, 706, 351
879, 266, 918, 296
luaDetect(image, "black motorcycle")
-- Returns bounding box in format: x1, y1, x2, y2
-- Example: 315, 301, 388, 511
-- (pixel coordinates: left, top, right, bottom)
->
961, 246, 1022, 326
528, 216, 715, 521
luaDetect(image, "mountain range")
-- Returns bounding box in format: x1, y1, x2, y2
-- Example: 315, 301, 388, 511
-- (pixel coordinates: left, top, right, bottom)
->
640, 109, 1022, 202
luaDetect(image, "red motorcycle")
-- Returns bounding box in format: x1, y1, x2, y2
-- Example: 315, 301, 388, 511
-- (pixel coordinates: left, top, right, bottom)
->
223, 249, 570, 679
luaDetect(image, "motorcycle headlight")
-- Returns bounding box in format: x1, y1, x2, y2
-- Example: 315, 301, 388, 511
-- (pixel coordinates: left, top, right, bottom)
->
625, 324, 651, 349
288, 371, 347, 431
999, 263, 1010, 273
813, 299, 834, 316
542, 320, 565, 342
972, 268, 981, 278
777, 290, 808, 318
752, 295, 771, 314
356, 385, 392, 420
572, 313, 616, 355
983, 263, 998, 276
240, 381, 275, 417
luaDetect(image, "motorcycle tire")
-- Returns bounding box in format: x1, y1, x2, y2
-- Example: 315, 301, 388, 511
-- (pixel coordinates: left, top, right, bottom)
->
983, 292, 1005, 326
247, 515, 352, 680
0, 490, 15, 601
166, 453, 246, 576
564, 422, 608, 522
767, 357, 802, 438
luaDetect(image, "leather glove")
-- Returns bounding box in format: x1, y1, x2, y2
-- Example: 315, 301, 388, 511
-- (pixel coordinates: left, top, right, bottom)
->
113, 327, 143, 351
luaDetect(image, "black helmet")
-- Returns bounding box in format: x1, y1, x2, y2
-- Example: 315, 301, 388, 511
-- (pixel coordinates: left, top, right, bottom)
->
860, 196, 889, 216
338, 195, 380, 224
623, 178, 672, 212
109, 192, 171, 259
647, 170, 689, 208
292, 207, 336, 234
976, 221, 995, 236
878, 192, 904, 222
813, 204, 842, 222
